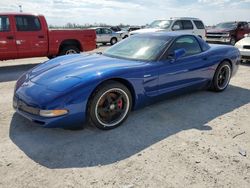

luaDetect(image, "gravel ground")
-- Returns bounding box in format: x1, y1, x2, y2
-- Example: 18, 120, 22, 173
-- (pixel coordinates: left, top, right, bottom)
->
0, 48, 250, 188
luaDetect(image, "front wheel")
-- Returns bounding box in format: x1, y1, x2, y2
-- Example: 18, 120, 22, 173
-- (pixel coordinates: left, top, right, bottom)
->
211, 61, 232, 92
88, 81, 132, 130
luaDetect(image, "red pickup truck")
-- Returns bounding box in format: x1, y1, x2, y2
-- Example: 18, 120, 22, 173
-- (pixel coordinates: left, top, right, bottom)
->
0, 13, 96, 60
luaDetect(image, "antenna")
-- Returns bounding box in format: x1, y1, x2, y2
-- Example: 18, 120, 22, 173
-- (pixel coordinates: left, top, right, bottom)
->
18, 5, 23, 12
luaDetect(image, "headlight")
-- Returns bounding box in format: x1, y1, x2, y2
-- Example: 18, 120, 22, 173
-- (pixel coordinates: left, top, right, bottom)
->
244, 33, 250, 38
39, 109, 68, 117
224, 33, 230, 37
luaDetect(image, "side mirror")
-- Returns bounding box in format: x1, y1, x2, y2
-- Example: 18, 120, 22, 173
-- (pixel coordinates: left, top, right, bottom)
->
172, 25, 181, 31
174, 48, 186, 60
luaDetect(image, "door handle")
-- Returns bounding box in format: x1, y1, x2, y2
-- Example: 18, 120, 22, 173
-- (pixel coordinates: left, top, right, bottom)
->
7, 36, 14, 40
38, 35, 44, 39
203, 57, 208, 61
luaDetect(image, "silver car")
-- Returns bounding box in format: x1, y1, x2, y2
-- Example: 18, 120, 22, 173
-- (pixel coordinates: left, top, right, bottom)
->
94, 27, 122, 45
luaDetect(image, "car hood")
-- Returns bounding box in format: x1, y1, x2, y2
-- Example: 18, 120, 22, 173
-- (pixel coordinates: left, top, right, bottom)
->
130, 28, 165, 34
236, 37, 250, 46
29, 54, 143, 92
207, 28, 234, 33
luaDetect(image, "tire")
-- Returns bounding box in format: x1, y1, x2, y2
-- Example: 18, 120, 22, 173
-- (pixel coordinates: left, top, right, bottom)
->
102, 43, 107, 45
123, 35, 128, 39
47, 55, 54, 59
230, 37, 236, 45
59, 46, 80, 56
88, 81, 132, 130
110, 37, 118, 45
211, 61, 232, 92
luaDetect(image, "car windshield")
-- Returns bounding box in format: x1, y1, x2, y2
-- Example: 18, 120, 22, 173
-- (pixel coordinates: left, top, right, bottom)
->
214, 22, 237, 29
148, 20, 172, 29
103, 35, 171, 61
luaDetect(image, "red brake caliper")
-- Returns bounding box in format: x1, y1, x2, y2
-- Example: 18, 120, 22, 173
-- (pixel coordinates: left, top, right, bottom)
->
117, 99, 123, 109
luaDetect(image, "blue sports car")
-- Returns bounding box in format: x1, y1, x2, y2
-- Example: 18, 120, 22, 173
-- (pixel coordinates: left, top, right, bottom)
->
13, 33, 240, 130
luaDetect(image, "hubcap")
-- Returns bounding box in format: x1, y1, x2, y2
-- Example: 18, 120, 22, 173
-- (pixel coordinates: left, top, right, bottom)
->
217, 65, 231, 90
95, 88, 129, 127
65, 49, 77, 55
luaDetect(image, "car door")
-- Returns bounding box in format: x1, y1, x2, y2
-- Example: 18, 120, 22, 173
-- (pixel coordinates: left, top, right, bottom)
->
14, 15, 48, 58
95, 28, 102, 43
157, 36, 211, 95
0, 15, 17, 60
172, 20, 194, 35
102, 28, 113, 42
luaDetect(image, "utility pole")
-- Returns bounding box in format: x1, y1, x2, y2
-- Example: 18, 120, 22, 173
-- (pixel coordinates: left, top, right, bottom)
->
18, 5, 23, 12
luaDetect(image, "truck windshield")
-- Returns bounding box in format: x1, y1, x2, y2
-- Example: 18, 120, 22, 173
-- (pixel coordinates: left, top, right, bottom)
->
215, 22, 237, 29
148, 20, 172, 29
103, 35, 171, 61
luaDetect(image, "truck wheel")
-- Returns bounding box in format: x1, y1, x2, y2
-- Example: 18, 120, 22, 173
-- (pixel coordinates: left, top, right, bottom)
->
47, 55, 54, 59
230, 37, 236, 45
110, 38, 118, 45
60, 46, 80, 56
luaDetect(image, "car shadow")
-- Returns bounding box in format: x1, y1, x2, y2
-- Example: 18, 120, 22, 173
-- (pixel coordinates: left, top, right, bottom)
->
9, 85, 250, 169
0, 63, 40, 82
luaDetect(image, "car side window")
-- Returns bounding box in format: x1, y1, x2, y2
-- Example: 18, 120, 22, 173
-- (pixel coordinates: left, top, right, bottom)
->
15, 15, 41, 31
168, 36, 202, 57
0, 16, 10, 32
182, 20, 194, 30
193, 20, 205, 29
172, 21, 183, 31
104, 28, 112, 34
96, 28, 101, 34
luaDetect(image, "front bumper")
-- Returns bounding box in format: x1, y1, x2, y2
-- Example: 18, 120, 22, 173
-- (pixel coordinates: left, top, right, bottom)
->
13, 95, 86, 128
206, 37, 231, 44
238, 48, 250, 61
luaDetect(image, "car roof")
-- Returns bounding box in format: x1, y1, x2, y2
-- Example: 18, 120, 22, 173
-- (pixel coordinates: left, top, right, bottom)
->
0, 12, 42, 16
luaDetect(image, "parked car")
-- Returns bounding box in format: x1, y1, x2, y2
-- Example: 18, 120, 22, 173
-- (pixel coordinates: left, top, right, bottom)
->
0, 13, 96, 61
206, 21, 250, 45
126, 26, 141, 32
130, 17, 206, 39
235, 33, 250, 62
110, 26, 129, 39
93, 27, 122, 45
13, 33, 240, 130
110, 26, 121, 32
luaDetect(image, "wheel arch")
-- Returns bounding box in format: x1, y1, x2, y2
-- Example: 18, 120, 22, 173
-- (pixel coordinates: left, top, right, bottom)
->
87, 78, 136, 111
59, 39, 82, 52
220, 58, 232, 68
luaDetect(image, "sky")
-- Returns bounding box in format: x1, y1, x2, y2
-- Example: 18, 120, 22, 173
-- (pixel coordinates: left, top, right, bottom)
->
0, 0, 250, 26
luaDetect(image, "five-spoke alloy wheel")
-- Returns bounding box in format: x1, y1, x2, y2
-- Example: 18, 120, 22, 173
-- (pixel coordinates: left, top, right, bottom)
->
88, 81, 132, 130
211, 61, 232, 92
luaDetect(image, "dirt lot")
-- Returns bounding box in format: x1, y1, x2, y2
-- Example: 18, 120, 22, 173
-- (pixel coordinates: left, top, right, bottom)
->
0, 47, 250, 188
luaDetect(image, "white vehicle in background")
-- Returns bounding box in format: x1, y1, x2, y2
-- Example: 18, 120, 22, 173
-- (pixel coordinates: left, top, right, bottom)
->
93, 27, 122, 45
130, 17, 206, 39
235, 33, 250, 62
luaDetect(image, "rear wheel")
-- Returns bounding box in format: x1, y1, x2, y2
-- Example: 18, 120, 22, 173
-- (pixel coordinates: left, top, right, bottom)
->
59, 46, 80, 56
110, 37, 118, 45
88, 81, 132, 130
211, 61, 232, 92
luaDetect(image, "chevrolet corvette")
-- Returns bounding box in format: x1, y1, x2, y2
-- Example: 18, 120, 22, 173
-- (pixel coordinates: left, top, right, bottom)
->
13, 32, 240, 130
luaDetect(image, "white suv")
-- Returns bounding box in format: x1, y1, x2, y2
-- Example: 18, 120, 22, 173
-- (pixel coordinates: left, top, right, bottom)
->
130, 17, 206, 39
